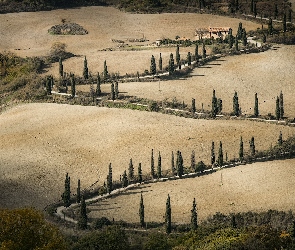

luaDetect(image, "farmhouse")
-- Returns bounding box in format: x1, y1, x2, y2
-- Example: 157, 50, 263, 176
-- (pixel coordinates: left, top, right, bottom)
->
195, 26, 231, 40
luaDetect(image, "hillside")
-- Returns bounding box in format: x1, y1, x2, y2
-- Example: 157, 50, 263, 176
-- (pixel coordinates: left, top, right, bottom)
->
1, 103, 294, 209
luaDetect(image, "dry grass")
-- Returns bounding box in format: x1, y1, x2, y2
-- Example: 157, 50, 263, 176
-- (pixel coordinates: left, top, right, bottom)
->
0, 103, 294, 209
88, 159, 295, 224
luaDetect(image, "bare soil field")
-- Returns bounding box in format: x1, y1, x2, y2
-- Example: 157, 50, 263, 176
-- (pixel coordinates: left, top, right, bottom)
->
0, 103, 294, 209
88, 158, 295, 224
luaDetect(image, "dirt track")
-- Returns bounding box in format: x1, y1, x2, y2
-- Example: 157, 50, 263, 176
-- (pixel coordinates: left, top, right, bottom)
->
0, 103, 294, 209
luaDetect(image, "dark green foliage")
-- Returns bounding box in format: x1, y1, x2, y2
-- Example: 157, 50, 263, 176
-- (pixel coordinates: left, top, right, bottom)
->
103, 60, 108, 82
239, 136, 244, 162
77, 195, 87, 230
59, 57, 63, 77
228, 28, 233, 48
276, 96, 280, 120
211, 141, 215, 165
159, 53, 162, 71
288, 9, 292, 23
278, 131, 283, 146
217, 141, 223, 167
138, 163, 142, 183
128, 158, 134, 181
217, 98, 222, 114
93, 217, 111, 229
176, 150, 184, 178
237, 22, 243, 39
191, 198, 198, 231
83, 56, 88, 80
268, 18, 273, 35
250, 0, 254, 13
107, 163, 112, 194
211, 89, 218, 118
157, 151, 162, 179
253, 2, 257, 17
168, 53, 174, 75
202, 42, 206, 59
254, 93, 259, 117
122, 170, 128, 188
235, 35, 239, 51
62, 172, 71, 208
279, 91, 284, 118
144, 232, 170, 250
76, 179, 81, 203
232, 214, 237, 228
151, 149, 155, 178
46, 76, 52, 95
242, 28, 247, 46
283, 13, 287, 32
196, 161, 206, 173
233, 91, 240, 116
171, 151, 175, 175
195, 44, 199, 62
176, 45, 180, 65
191, 98, 196, 114
250, 136, 255, 157
71, 74, 76, 98
262, 33, 266, 43
191, 150, 196, 171
96, 72, 101, 96
110, 82, 115, 101
274, 3, 278, 19
165, 194, 171, 234
187, 52, 191, 66
150, 55, 156, 75
139, 193, 145, 228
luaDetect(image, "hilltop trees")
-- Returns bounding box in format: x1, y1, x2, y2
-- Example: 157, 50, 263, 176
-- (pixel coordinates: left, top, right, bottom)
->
139, 193, 145, 228
150, 55, 156, 75
165, 194, 172, 234
191, 198, 198, 231
77, 196, 87, 230
62, 173, 71, 208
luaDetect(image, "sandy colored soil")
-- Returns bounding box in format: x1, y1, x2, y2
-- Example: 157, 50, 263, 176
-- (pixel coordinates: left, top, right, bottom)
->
88, 159, 295, 224
0, 103, 294, 209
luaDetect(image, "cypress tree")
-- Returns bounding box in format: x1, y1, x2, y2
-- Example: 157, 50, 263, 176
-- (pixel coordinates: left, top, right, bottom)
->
283, 13, 287, 32
103, 60, 108, 82
157, 151, 162, 179
138, 163, 143, 183
107, 163, 112, 194
46, 76, 52, 95
288, 9, 292, 23
191, 98, 196, 114
191, 198, 198, 231
187, 52, 191, 66
114, 81, 119, 99
122, 170, 128, 188
233, 91, 240, 116
217, 141, 223, 167
110, 82, 115, 101
150, 55, 156, 75
76, 179, 81, 203
276, 96, 280, 120
235, 35, 239, 51
195, 44, 199, 62
71, 74, 76, 98
139, 193, 145, 228
77, 195, 87, 230
279, 91, 284, 119
168, 53, 175, 75
202, 42, 206, 59
237, 22, 243, 39
211, 141, 215, 165
268, 18, 273, 35
128, 158, 134, 181
96, 73, 101, 96
250, 0, 254, 13
83, 56, 88, 80
59, 57, 63, 77
254, 93, 259, 117
171, 151, 175, 175
211, 89, 218, 118
250, 137, 255, 157
151, 149, 155, 178
278, 131, 283, 146
274, 4, 278, 19
239, 136, 244, 162
191, 150, 196, 171
176, 45, 180, 65
228, 28, 233, 49
254, 2, 257, 17
217, 98, 223, 114
165, 194, 172, 234
159, 53, 163, 71
62, 173, 71, 207
242, 28, 247, 46
177, 151, 184, 178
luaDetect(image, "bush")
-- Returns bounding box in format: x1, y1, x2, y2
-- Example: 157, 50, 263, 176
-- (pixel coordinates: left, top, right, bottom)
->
93, 217, 112, 229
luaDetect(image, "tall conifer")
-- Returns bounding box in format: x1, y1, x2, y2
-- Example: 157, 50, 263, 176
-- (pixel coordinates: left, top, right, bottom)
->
139, 193, 145, 227
165, 194, 172, 234
191, 198, 198, 231
157, 151, 162, 179
76, 179, 81, 203
77, 195, 87, 230
83, 56, 88, 80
